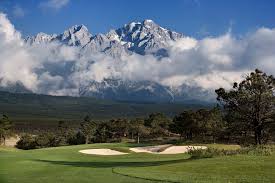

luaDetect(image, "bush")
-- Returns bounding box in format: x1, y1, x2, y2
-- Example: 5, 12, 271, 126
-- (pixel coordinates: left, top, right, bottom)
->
67, 131, 85, 145
238, 145, 273, 156
188, 147, 222, 158
36, 132, 61, 148
16, 134, 37, 150
188, 146, 274, 159
17, 132, 63, 149
16, 130, 88, 150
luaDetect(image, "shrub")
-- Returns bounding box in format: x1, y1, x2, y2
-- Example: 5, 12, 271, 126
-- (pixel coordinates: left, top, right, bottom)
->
16, 134, 37, 150
238, 145, 273, 156
16, 130, 88, 150
188, 145, 274, 159
67, 131, 85, 145
36, 132, 60, 148
17, 132, 62, 149
188, 147, 220, 158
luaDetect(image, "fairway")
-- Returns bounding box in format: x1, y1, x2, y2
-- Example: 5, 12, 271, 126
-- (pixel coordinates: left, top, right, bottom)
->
0, 144, 275, 183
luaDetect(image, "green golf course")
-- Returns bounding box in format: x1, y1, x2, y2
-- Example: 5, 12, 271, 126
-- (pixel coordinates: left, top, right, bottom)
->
1, 143, 275, 183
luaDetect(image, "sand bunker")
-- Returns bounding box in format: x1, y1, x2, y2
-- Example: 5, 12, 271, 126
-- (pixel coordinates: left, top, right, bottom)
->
130, 145, 207, 154
79, 145, 207, 155
159, 145, 207, 154
129, 144, 172, 153
79, 149, 128, 155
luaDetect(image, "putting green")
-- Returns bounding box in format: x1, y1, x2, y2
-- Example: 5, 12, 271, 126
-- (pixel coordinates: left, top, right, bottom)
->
0, 143, 274, 183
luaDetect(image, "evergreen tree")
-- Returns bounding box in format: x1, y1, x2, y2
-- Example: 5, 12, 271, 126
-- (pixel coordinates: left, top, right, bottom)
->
216, 69, 275, 144
80, 115, 96, 144
0, 115, 13, 145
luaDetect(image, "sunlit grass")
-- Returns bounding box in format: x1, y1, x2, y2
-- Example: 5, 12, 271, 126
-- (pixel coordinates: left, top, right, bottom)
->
0, 143, 274, 183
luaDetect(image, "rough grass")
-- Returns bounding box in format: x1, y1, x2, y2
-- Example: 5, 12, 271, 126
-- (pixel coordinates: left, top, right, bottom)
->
0, 143, 274, 183
188, 146, 274, 159
205, 144, 241, 150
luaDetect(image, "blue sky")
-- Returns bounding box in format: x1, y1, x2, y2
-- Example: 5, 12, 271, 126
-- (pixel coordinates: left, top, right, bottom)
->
1, 0, 275, 37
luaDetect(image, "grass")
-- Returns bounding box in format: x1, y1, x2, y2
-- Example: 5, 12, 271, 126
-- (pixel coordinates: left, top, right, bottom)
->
0, 143, 274, 183
204, 143, 241, 150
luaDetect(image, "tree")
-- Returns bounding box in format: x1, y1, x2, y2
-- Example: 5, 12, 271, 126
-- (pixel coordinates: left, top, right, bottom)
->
67, 131, 86, 145
171, 108, 225, 142
0, 115, 13, 145
109, 118, 129, 140
57, 121, 70, 145
194, 109, 209, 140
16, 134, 37, 150
145, 113, 171, 136
204, 107, 225, 143
170, 111, 198, 140
36, 132, 60, 148
80, 116, 96, 144
94, 122, 112, 143
130, 118, 150, 144
216, 69, 275, 145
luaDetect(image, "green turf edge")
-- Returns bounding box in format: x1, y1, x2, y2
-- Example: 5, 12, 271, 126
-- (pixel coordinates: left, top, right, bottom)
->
112, 167, 181, 183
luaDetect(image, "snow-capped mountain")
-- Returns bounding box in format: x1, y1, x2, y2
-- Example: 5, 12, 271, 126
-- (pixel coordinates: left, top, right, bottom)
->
25, 19, 183, 57
77, 78, 213, 103
22, 20, 212, 103
112, 19, 183, 55
79, 79, 174, 103
26, 24, 91, 47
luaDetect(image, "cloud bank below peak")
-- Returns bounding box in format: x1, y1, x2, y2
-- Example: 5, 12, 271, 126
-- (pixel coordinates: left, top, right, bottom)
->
1, 13, 275, 102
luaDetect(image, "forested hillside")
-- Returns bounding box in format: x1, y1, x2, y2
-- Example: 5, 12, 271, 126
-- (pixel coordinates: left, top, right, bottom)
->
0, 91, 210, 129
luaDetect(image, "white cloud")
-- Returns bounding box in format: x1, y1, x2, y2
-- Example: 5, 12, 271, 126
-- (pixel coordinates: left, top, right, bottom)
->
0, 13, 38, 90
1, 12, 275, 99
0, 13, 76, 93
169, 37, 198, 51
0, 13, 21, 42
40, 0, 70, 10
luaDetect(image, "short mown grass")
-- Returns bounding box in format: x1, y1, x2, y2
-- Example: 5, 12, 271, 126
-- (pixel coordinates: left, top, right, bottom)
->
0, 143, 274, 183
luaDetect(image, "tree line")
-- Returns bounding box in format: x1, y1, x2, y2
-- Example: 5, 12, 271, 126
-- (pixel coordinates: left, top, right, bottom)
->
1, 69, 275, 149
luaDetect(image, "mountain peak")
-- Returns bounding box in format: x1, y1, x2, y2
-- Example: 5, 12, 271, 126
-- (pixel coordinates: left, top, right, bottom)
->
65, 24, 90, 36
61, 24, 92, 46
144, 19, 154, 23
124, 19, 158, 30
26, 19, 183, 56
143, 19, 156, 25
68, 24, 88, 32
25, 32, 56, 44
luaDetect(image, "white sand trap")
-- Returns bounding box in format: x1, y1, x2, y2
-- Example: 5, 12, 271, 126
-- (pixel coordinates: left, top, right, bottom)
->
129, 144, 172, 153
130, 145, 207, 154
79, 149, 128, 155
159, 146, 207, 154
